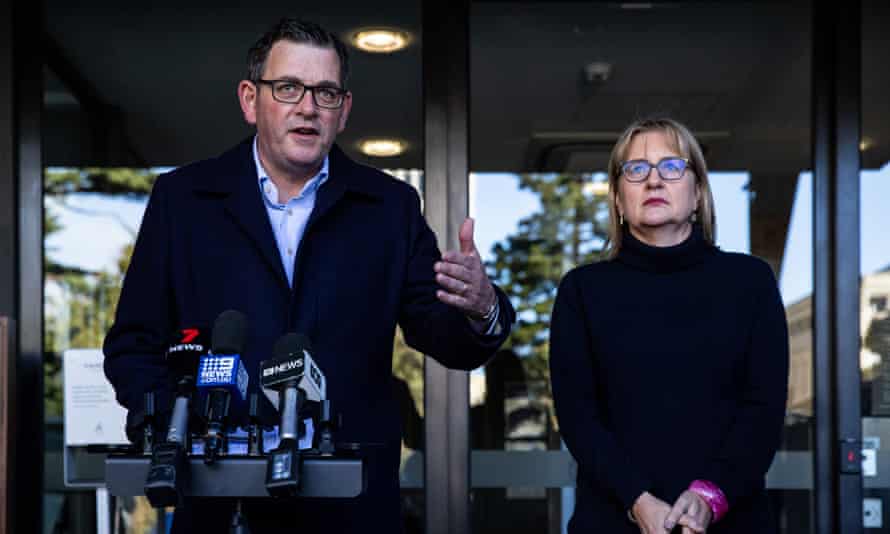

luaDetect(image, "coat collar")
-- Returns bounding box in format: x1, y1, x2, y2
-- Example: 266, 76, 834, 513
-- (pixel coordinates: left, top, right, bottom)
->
189, 137, 385, 291
192, 138, 384, 201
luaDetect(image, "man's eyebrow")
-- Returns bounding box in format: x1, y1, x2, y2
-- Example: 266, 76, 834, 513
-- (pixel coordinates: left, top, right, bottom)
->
276, 75, 342, 89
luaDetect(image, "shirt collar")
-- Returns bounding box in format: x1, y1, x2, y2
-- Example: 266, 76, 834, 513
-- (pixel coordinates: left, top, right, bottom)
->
252, 136, 329, 206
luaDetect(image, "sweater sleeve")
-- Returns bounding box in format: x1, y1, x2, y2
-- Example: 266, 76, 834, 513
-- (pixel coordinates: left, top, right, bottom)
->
549, 269, 652, 510
700, 261, 789, 506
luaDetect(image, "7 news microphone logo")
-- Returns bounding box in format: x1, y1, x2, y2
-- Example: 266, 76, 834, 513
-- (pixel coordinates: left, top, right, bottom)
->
180, 329, 200, 343
168, 328, 206, 353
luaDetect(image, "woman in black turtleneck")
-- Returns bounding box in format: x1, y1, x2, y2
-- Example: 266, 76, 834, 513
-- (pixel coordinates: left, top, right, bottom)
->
550, 117, 788, 534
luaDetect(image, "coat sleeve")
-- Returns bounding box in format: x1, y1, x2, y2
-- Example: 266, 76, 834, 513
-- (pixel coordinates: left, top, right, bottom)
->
103, 174, 177, 427
397, 187, 515, 371
549, 269, 653, 510
699, 261, 789, 506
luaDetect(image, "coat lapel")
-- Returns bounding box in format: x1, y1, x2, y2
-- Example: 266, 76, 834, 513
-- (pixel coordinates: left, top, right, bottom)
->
193, 141, 385, 294
195, 139, 290, 291
307, 144, 384, 230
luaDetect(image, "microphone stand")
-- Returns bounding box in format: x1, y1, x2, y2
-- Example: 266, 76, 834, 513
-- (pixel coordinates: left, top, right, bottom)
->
230, 499, 250, 534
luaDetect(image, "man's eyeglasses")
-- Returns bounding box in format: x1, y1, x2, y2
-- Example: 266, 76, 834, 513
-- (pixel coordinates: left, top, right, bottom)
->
255, 79, 348, 109
620, 157, 692, 183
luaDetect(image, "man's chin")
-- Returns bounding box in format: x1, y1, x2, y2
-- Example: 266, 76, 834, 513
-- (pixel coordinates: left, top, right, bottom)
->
284, 154, 324, 175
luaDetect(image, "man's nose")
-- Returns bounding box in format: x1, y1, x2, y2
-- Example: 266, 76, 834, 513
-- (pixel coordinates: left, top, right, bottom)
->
295, 89, 318, 115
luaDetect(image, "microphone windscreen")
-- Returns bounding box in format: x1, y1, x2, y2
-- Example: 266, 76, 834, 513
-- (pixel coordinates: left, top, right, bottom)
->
211, 310, 248, 354
272, 333, 312, 360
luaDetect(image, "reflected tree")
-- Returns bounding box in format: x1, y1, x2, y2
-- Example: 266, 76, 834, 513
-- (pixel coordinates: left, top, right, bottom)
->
44, 168, 155, 416
485, 173, 610, 385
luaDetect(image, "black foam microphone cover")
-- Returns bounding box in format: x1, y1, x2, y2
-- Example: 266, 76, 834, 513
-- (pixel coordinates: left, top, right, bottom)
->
272, 333, 312, 360
211, 310, 248, 354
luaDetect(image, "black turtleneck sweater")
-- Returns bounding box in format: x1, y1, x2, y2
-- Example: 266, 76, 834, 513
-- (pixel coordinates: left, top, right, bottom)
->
549, 226, 789, 533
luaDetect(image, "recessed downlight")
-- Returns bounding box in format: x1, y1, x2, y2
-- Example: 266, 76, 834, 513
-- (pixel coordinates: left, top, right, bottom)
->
351, 29, 411, 53
359, 138, 407, 157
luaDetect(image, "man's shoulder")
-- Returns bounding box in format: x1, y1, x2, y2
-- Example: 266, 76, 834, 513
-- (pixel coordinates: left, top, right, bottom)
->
331, 147, 421, 203
152, 139, 251, 194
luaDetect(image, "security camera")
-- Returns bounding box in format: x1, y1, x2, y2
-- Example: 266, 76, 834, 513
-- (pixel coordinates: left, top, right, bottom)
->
583, 61, 612, 84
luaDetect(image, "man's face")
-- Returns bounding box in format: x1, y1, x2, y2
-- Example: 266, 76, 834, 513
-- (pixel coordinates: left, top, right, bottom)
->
239, 40, 352, 181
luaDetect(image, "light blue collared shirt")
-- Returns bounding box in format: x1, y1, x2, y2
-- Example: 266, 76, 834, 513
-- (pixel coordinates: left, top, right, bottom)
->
253, 137, 329, 287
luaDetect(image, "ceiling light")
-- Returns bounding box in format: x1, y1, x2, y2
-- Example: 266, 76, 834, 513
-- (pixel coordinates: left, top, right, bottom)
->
359, 138, 406, 157
351, 29, 411, 53
860, 138, 873, 151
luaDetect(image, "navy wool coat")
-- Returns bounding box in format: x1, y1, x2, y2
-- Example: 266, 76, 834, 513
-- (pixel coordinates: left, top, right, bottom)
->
103, 138, 514, 532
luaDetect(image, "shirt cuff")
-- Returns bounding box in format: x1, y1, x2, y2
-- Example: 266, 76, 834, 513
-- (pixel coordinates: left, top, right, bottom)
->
466, 298, 501, 336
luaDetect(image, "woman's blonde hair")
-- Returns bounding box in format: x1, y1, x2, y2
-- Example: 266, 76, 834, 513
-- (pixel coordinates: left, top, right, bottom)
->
603, 117, 717, 258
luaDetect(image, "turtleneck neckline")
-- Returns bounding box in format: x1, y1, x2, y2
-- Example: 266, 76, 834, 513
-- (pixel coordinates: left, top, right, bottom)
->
616, 224, 716, 273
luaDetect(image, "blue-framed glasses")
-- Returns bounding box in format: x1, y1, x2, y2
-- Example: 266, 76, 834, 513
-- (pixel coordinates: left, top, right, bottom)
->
620, 157, 691, 183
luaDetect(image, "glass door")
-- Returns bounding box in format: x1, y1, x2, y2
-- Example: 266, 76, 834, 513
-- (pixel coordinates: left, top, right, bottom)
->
469, 2, 813, 532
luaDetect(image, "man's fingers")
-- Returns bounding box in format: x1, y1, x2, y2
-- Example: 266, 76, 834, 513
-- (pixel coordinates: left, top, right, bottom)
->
441, 250, 477, 267
458, 217, 475, 255
436, 289, 469, 308
434, 261, 472, 281
436, 273, 469, 295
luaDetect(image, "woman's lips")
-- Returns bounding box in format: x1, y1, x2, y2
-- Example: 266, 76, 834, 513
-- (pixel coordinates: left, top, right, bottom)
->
643, 198, 668, 206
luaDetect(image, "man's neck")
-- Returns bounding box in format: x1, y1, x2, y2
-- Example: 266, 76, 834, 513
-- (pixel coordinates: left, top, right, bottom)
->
257, 148, 321, 203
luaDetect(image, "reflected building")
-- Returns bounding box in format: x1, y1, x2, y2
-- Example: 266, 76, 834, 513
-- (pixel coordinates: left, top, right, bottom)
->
785, 267, 890, 419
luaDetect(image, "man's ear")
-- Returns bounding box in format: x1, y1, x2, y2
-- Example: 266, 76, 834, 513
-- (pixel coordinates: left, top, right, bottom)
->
238, 80, 258, 125
336, 92, 353, 133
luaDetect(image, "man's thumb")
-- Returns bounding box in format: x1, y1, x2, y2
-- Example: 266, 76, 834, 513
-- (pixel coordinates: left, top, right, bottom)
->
459, 217, 475, 255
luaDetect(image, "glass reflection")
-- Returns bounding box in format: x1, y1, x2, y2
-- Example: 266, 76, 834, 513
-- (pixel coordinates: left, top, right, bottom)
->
471, 169, 813, 533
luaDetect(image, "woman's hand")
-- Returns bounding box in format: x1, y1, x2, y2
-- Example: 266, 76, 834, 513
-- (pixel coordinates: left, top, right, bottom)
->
664, 490, 713, 533
631, 492, 672, 533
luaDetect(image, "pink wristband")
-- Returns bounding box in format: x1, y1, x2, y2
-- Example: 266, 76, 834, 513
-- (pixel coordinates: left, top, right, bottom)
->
688, 479, 729, 523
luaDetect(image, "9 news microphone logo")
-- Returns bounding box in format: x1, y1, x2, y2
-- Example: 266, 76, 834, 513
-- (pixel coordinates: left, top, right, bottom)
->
198, 356, 237, 384
197, 354, 249, 399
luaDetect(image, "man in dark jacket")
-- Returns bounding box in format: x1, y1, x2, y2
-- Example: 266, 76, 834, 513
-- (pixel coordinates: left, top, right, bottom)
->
103, 18, 514, 533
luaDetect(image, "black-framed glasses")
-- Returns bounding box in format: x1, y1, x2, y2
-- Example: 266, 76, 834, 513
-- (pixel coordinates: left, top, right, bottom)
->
255, 79, 348, 109
620, 157, 692, 183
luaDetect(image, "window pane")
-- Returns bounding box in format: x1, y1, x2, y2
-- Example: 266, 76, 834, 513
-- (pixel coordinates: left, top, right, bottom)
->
470, 2, 812, 532
861, 1, 890, 530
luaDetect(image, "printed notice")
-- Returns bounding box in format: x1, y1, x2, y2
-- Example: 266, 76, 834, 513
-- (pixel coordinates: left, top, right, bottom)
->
63, 349, 129, 445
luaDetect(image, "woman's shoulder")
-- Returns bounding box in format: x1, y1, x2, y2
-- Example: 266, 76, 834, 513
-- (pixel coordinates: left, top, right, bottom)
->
712, 249, 775, 275
561, 258, 625, 284
710, 249, 780, 294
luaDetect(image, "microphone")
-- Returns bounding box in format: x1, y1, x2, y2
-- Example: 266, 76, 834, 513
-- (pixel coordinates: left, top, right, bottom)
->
165, 327, 210, 445
196, 310, 249, 464
144, 326, 209, 507
260, 333, 327, 496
